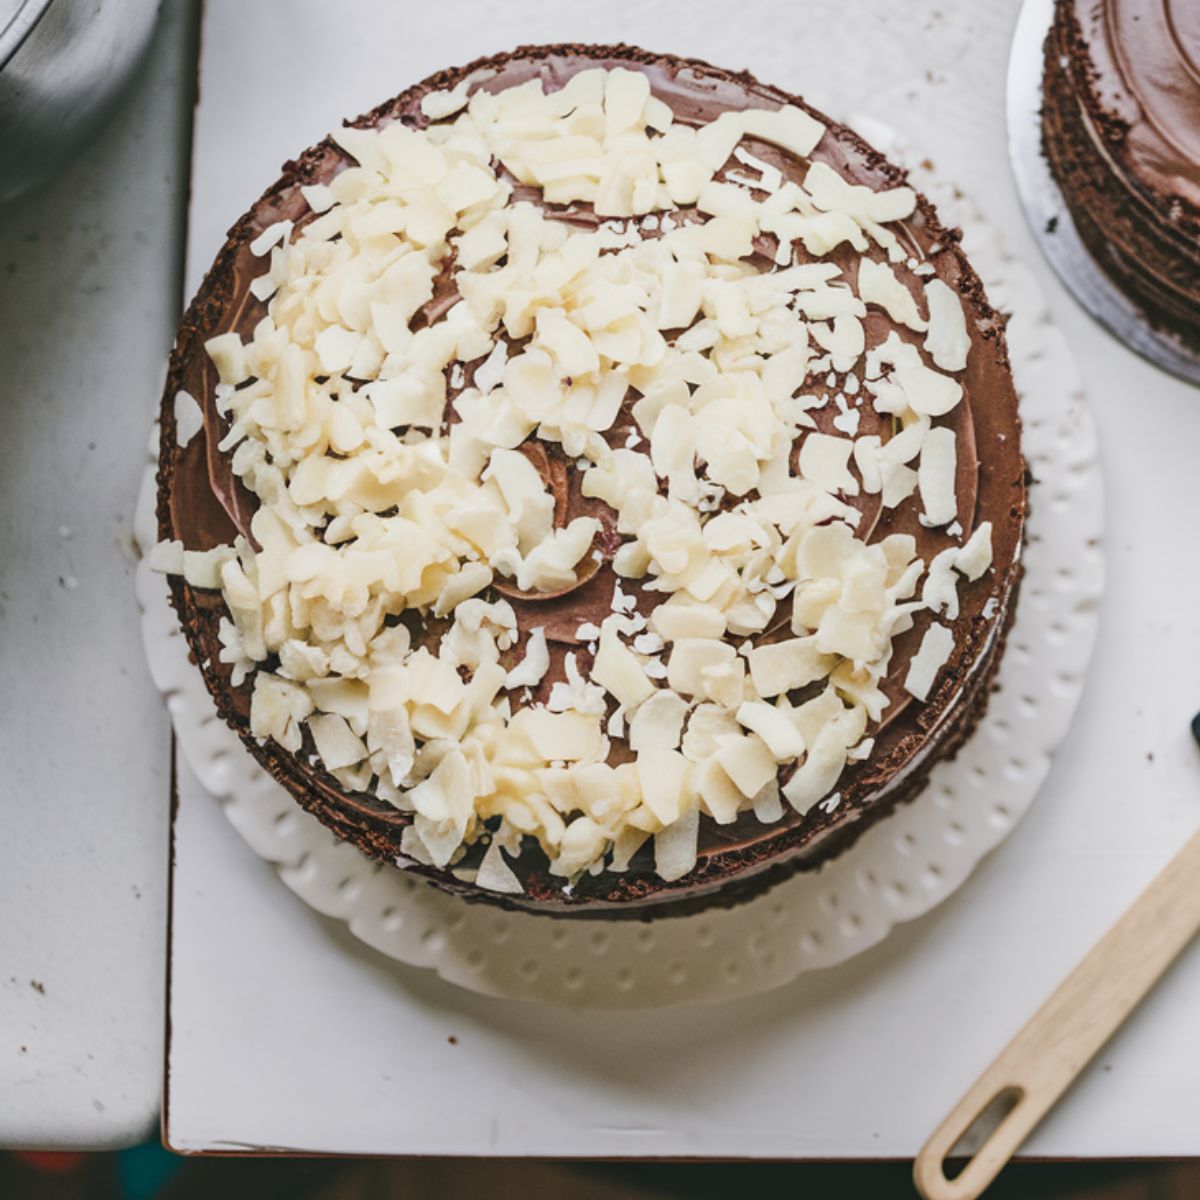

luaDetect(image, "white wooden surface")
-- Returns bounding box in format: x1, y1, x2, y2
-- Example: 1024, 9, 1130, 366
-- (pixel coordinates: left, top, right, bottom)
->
0, 3, 196, 1149
168, 0, 1200, 1157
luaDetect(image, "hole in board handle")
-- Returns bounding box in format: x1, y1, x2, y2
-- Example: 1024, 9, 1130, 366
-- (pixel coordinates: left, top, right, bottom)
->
942, 1085, 1025, 1182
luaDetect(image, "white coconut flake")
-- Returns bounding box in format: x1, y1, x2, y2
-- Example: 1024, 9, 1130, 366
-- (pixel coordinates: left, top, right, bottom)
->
904, 622, 955, 701
817, 791, 842, 814
858, 258, 927, 331
654, 802, 699, 882
399, 826, 436, 867
473, 341, 507, 395
918, 425, 958, 527
147, 539, 184, 574
504, 627, 549, 689
300, 183, 336, 214
752, 780, 785, 823
476, 839, 524, 894
831, 403, 861, 437
248, 219, 292, 258
174, 390, 203, 448
798, 432, 858, 495
924, 278, 971, 371
420, 79, 472, 120
612, 582, 637, 614
955, 520, 994, 580
249, 273, 278, 303
606, 706, 626, 738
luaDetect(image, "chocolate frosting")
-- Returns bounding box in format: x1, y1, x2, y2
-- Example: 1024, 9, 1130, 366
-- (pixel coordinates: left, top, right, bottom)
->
1073, 0, 1200, 209
1044, 1, 1200, 346
158, 44, 1026, 915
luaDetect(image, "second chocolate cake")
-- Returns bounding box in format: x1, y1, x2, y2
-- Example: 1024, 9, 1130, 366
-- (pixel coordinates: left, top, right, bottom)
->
1042, 0, 1200, 349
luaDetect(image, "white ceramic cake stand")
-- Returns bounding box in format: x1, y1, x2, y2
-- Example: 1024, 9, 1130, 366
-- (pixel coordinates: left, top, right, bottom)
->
135, 143, 1103, 1010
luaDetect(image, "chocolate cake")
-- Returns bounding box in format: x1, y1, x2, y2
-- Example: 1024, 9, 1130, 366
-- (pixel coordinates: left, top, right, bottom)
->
1042, 0, 1200, 348
154, 45, 1026, 916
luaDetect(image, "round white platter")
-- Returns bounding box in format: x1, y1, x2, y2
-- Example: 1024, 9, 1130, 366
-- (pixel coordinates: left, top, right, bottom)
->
135, 140, 1103, 1010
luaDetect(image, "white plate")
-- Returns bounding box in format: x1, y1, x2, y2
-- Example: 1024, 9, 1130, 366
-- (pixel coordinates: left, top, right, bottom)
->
136, 130, 1103, 1012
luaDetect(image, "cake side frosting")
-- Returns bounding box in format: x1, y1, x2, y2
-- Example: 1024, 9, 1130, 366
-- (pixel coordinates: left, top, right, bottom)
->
156, 45, 1025, 913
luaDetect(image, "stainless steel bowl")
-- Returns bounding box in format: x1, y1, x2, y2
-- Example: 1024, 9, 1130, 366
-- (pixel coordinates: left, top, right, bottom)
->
0, 0, 161, 205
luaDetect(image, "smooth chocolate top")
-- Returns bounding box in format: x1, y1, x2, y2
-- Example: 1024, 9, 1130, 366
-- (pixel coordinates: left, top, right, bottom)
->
1068, 0, 1200, 213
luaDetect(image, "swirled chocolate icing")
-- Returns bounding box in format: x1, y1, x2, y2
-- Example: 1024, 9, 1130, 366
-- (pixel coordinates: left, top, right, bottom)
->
1042, 0, 1200, 347
158, 44, 1025, 916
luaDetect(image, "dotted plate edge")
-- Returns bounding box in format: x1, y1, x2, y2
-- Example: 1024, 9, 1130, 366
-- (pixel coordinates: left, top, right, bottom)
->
133, 142, 1103, 1011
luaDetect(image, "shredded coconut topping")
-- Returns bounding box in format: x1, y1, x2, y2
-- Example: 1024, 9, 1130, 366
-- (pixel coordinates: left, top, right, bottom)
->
159, 65, 996, 890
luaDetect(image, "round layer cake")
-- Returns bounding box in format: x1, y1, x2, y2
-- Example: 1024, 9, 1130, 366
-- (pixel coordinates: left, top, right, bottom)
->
154, 45, 1026, 916
1042, 0, 1200, 348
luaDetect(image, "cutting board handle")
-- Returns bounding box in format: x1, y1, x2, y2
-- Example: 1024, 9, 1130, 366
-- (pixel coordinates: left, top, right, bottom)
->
914, 828, 1200, 1200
